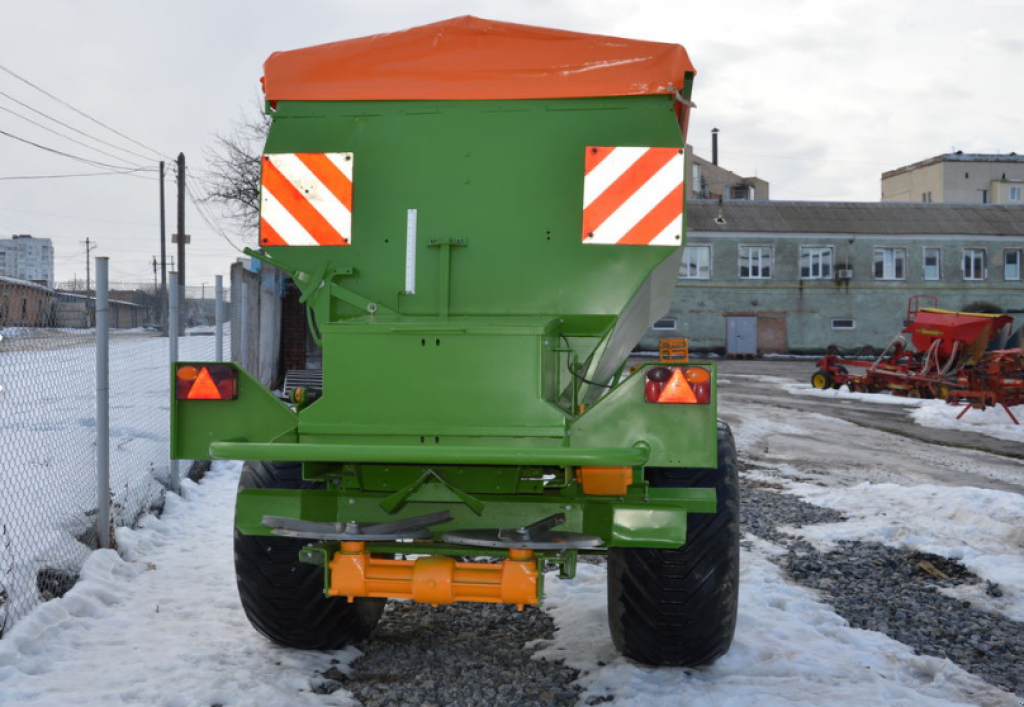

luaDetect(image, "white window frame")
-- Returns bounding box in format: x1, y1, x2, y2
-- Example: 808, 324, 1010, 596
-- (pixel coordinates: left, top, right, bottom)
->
830, 319, 856, 330
922, 246, 942, 281
652, 317, 677, 331
679, 244, 712, 280
738, 245, 773, 279
1009, 186, 1022, 203
799, 246, 834, 280
1004, 248, 1022, 281
962, 247, 987, 281
873, 247, 907, 280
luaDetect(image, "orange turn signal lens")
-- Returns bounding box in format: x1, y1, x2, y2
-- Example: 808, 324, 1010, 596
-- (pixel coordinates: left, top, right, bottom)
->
644, 366, 712, 404
175, 364, 238, 401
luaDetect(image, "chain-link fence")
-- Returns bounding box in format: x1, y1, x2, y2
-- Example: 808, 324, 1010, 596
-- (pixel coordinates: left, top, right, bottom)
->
0, 275, 227, 634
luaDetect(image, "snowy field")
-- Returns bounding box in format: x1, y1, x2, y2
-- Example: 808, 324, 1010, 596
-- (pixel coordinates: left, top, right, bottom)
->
0, 362, 1021, 706
0, 328, 217, 628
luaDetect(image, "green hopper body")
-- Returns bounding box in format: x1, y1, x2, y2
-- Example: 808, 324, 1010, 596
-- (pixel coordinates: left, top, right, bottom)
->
172, 34, 720, 568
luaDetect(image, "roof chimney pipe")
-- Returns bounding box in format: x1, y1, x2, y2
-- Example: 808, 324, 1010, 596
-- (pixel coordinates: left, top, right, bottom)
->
711, 128, 719, 166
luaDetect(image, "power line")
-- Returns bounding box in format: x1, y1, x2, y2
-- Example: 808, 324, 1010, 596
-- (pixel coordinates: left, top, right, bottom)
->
0, 126, 159, 172
0, 89, 154, 165
0, 62, 170, 161
0, 168, 152, 181
184, 180, 245, 253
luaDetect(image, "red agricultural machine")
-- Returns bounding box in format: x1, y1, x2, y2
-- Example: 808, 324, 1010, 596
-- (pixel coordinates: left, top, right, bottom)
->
812, 297, 1024, 423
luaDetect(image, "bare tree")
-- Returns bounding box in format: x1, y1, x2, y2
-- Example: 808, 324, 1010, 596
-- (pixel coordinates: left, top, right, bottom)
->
203, 105, 269, 236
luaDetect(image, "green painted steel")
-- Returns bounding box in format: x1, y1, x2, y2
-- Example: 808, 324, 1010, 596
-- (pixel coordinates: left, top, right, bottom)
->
210, 441, 650, 466
173, 76, 728, 602
236, 484, 715, 548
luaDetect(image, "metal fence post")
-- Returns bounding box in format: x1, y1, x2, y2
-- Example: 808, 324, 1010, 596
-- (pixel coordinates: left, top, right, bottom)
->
239, 274, 249, 371
168, 272, 180, 494
95, 257, 110, 549
215, 274, 224, 362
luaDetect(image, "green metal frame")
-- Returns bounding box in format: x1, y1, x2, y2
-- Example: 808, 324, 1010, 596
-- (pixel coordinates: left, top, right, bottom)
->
171, 82, 722, 598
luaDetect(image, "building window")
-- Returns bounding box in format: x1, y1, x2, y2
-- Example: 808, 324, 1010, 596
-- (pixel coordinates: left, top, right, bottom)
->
978, 189, 989, 204
873, 247, 906, 280
729, 184, 752, 200
800, 246, 834, 279
1005, 248, 1022, 281
831, 319, 856, 330
923, 247, 942, 280
738, 245, 772, 279
652, 317, 677, 331
921, 192, 932, 203
963, 248, 986, 280
679, 245, 711, 279
1009, 186, 1022, 203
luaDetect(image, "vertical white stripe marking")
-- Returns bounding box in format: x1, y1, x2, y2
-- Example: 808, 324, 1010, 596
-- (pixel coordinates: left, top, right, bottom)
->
405, 209, 417, 295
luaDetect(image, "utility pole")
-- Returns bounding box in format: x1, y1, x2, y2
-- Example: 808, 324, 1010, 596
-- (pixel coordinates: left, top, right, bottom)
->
176, 152, 186, 330
152, 256, 158, 290
83, 238, 97, 295
159, 160, 167, 332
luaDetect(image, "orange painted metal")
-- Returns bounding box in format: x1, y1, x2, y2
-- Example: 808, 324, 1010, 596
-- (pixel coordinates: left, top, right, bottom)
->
328, 542, 539, 610
658, 338, 689, 363
262, 16, 695, 103
576, 466, 632, 496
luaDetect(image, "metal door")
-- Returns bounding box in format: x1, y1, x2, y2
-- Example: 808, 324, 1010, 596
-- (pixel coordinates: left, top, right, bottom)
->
726, 317, 757, 356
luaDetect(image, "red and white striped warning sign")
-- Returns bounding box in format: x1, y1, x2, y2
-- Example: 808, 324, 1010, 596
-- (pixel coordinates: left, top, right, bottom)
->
582, 146, 685, 246
259, 153, 354, 246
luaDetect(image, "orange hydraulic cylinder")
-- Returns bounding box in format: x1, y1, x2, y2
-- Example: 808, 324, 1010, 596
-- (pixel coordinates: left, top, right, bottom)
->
328, 543, 539, 611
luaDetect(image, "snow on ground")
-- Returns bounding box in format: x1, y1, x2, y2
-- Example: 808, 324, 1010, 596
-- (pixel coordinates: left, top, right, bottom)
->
2, 460, 1017, 707
0, 331, 217, 626
912, 402, 1024, 443
782, 381, 1024, 443
0, 462, 361, 707
746, 473, 1024, 623
536, 549, 1017, 707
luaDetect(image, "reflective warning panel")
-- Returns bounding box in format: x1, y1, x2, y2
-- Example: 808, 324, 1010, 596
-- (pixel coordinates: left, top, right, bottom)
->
260, 153, 353, 246
582, 146, 685, 246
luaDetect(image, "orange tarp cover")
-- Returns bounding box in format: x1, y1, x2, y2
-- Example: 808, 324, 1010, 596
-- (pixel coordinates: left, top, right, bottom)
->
263, 16, 695, 102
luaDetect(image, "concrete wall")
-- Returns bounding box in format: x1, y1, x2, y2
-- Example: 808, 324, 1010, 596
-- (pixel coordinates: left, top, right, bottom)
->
640, 232, 1024, 354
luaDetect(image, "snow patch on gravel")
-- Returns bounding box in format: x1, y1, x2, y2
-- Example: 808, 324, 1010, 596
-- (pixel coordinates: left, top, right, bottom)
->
776, 481, 1024, 623
536, 550, 1016, 707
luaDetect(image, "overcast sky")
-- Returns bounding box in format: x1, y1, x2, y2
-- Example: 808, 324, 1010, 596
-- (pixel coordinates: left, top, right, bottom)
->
2, 0, 1021, 288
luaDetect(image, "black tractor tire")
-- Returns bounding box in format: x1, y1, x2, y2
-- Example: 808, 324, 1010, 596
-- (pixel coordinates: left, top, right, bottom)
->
234, 460, 386, 649
811, 369, 834, 389
607, 422, 740, 667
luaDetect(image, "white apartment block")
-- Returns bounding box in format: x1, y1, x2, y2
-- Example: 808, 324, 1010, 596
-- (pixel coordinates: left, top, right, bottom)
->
881, 152, 1024, 204
0, 235, 55, 286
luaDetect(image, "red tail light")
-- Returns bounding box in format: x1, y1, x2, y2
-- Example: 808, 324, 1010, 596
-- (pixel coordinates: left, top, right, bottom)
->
643, 366, 711, 404
175, 364, 238, 401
